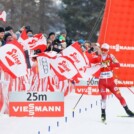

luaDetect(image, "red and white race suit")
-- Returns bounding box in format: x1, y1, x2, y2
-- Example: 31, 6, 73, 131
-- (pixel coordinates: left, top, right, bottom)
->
98, 53, 126, 108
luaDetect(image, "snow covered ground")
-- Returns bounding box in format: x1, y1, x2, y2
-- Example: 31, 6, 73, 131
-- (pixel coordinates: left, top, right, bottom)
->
0, 88, 134, 134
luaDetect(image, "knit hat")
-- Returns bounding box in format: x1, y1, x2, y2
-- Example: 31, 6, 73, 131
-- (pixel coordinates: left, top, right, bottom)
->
48, 32, 55, 37
0, 27, 5, 33
26, 29, 33, 33
78, 39, 85, 45
5, 26, 13, 31
4, 32, 12, 41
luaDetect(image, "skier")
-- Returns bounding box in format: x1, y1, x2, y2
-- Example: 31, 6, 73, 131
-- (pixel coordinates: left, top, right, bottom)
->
98, 43, 134, 122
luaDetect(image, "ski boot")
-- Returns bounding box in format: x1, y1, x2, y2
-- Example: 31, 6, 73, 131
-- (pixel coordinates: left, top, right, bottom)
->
124, 105, 134, 117
101, 109, 106, 122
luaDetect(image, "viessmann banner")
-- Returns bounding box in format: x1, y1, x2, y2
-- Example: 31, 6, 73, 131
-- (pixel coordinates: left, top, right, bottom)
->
9, 92, 64, 117
75, 78, 111, 95
98, 0, 134, 86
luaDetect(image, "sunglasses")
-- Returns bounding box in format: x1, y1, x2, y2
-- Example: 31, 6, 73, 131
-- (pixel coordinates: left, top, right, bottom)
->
101, 48, 109, 52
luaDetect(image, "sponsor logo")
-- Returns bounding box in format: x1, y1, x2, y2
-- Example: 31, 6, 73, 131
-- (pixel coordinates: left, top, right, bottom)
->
58, 60, 70, 73
120, 63, 134, 68
70, 52, 80, 63
9, 102, 64, 117
6, 49, 21, 66
9, 92, 64, 117
117, 80, 134, 85
75, 86, 111, 95
110, 44, 134, 51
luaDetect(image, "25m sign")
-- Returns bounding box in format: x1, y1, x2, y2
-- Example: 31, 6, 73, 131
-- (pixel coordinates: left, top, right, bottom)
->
9, 92, 64, 117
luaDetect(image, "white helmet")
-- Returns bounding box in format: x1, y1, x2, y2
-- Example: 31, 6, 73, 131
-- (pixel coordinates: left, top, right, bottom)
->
101, 43, 110, 50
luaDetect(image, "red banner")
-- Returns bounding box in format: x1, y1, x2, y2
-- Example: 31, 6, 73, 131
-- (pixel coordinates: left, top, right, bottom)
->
98, 0, 134, 86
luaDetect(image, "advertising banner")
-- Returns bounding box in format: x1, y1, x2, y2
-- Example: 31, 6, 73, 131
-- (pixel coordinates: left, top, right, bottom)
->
98, 0, 134, 86
9, 92, 64, 117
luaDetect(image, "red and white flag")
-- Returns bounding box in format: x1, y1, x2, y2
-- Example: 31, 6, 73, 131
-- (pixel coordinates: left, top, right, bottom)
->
0, 11, 6, 22
18, 31, 47, 52
50, 56, 78, 81
62, 42, 87, 72
62, 42, 89, 81
37, 56, 51, 79
28, 33, 47, 52
39, 51, 57, 59
0, 40, 27, 78
18, 29, 30, 50
78, 64, 101, 81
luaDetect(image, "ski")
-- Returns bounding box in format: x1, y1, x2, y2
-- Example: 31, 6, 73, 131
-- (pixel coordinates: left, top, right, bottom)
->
117, 115, 134, 118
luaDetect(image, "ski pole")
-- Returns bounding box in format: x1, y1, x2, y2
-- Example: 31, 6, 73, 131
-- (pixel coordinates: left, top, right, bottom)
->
72, 77, 94, 111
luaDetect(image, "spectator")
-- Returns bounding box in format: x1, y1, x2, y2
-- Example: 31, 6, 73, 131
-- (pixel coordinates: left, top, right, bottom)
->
46, 32, 56, 51
26, 29, 33, 37
5, 26, 17, 40
91, 42, 101, 55
3, 32, 14, 43
0, 27, 5, 47
84, 40, 92, 51
59, 30, 67, 43
51, 39, 62, 53
46, 32, 64, 53
58, 30, 73, 47
48, 32, 56, 42
5, 26, 13, 33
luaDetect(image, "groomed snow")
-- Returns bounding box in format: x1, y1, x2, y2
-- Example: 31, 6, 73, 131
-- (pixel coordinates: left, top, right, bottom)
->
0, 88, 134, 134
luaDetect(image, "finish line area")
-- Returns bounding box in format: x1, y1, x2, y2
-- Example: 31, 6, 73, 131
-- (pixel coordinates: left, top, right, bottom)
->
0, 87, 134, 134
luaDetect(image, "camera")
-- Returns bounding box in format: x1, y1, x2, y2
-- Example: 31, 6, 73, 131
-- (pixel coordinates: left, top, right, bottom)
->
88, 47, 94, 53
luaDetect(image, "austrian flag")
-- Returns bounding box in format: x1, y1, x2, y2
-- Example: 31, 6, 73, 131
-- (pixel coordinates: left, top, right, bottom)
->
0, 40, 27, 78
0, 11, 6, 22
50, 56, 78, 81
62, 42, 87, 72
28, 33, 47, 52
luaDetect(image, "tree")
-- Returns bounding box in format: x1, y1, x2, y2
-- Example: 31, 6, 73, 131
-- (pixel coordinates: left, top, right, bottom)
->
0, 0, 64, 35
59, 0, 106, 41
0, 0, 105, 39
